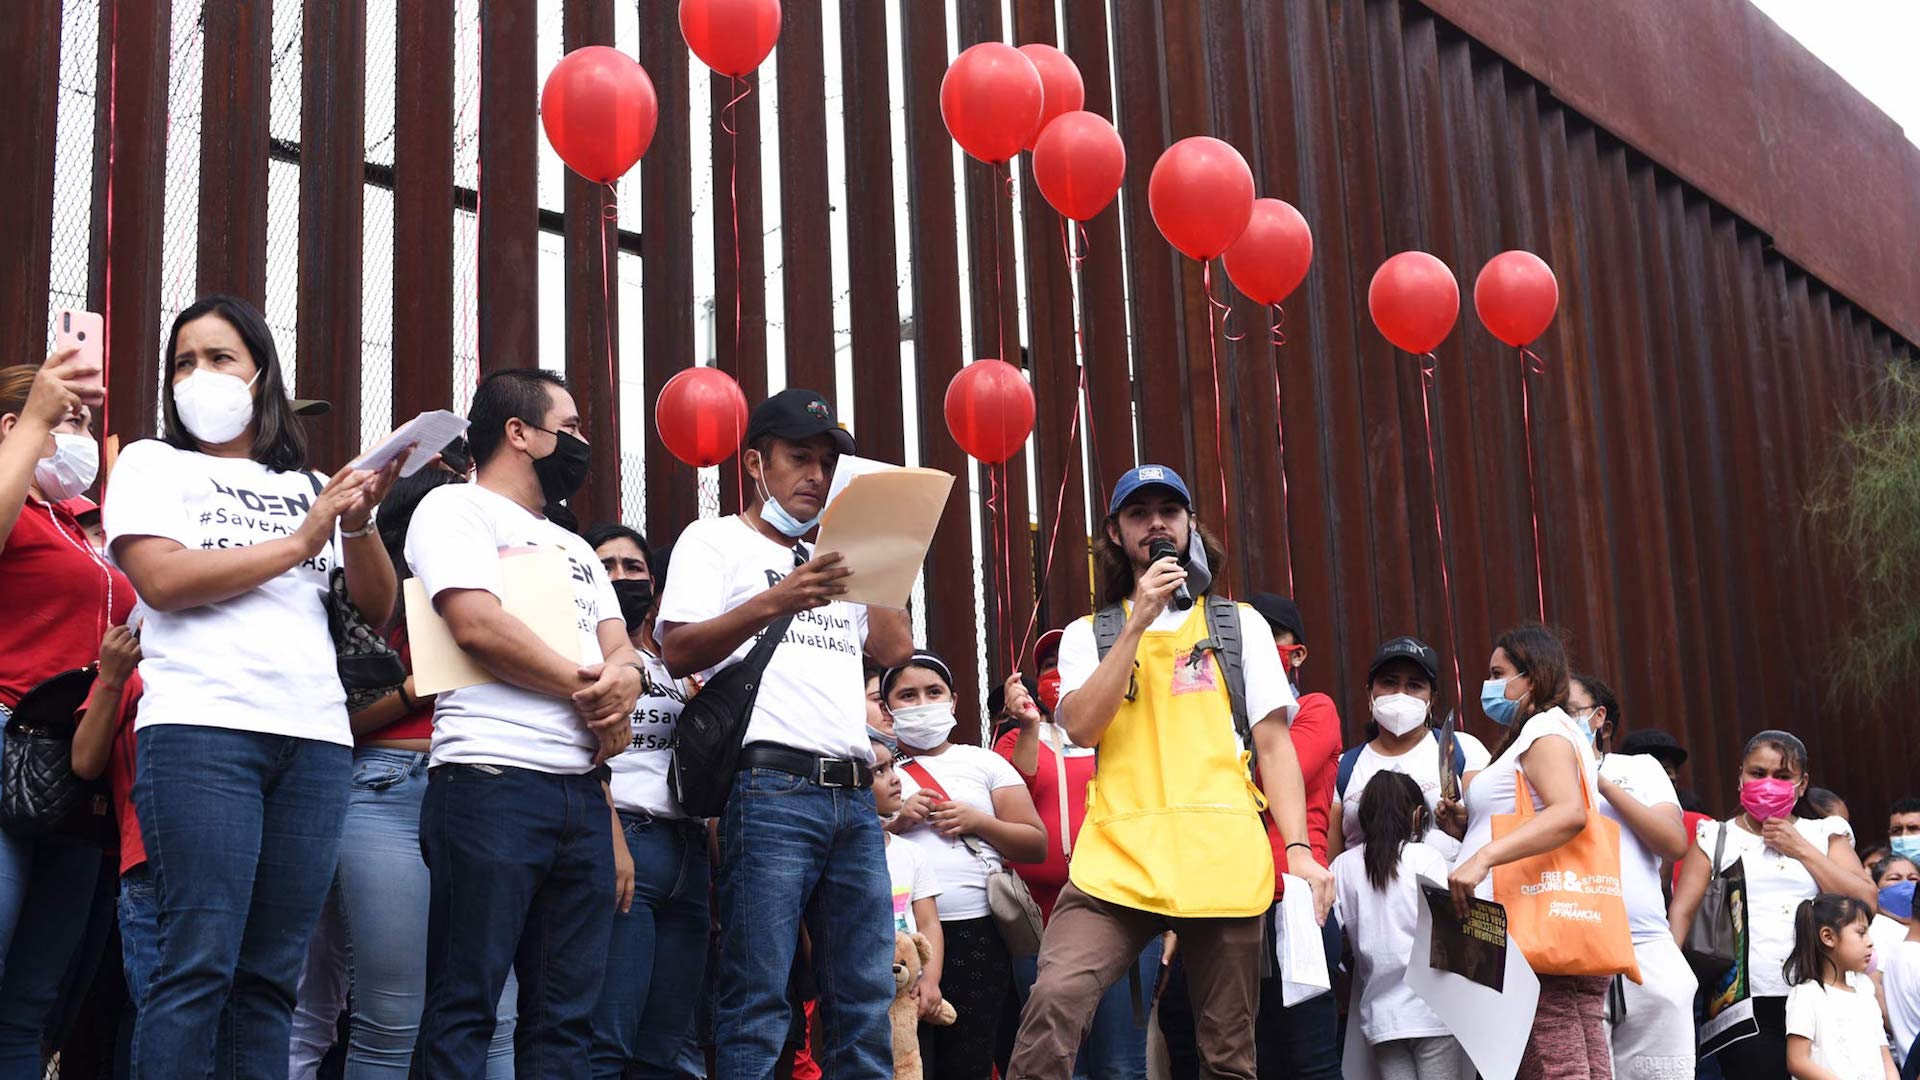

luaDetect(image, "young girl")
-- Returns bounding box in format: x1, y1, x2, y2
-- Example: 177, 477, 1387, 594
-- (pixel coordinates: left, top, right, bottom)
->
873, 738, 946, 1020
1783, 894, 1897, 1080
1331, 771, 1469, 1080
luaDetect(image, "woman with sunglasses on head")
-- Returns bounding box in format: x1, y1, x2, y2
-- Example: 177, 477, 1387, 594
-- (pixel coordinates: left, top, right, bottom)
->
105, 295, 404, 1075
885, 651, 1046, 1080
0, 350, 130, 1079
1668, 729, 1877, 1080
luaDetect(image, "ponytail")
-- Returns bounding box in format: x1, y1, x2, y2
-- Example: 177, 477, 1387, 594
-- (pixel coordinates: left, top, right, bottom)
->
1783, 893, 1872, 987
1357, 771, 1428, 891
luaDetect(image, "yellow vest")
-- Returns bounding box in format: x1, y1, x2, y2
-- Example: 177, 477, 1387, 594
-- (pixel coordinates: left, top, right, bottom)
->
1067, 601, 1275, 918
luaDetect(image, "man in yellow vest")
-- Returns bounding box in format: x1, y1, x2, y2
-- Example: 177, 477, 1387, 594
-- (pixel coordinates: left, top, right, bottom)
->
1006, 465, 1334, 1080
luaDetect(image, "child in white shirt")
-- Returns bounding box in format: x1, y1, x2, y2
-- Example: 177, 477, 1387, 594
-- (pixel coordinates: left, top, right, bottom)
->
874, 739, 945, 1021
1784, 893, 1898, 1080
1331, 771, 1470, 1080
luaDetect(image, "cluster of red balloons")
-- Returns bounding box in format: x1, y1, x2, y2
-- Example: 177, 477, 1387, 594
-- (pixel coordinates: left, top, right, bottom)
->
1368, 249, 1559, 353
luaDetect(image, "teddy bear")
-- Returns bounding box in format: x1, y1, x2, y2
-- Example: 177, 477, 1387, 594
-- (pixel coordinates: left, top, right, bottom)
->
891, 930, 956, 1080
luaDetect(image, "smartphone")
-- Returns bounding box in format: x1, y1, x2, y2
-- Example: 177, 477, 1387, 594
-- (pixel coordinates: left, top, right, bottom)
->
54, 309, 105, 389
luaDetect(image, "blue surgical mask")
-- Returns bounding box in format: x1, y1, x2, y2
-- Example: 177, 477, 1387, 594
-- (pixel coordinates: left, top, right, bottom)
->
754, 472, 819, 538
1573, 708, 1600, 746
1893, 835, 1920, 862
1481, 677, 1519, 727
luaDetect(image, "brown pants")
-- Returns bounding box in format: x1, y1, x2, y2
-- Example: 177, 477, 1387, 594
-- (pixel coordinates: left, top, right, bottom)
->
1007, 883, 1263, 1080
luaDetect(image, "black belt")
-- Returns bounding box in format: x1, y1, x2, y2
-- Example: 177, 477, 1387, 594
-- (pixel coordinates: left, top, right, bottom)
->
736, 743, 873, 789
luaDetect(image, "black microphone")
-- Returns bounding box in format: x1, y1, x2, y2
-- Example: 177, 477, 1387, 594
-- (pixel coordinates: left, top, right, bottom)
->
1147, 537, 1193, 611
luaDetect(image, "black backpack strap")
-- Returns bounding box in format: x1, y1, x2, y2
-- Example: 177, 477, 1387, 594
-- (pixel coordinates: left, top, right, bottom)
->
1201, 596, 1250, 744
1335, 744, 1365, 800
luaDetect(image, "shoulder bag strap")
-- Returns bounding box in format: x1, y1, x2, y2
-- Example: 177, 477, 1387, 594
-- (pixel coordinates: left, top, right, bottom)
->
1203, 596, 1250, 743
1335, 744, 1365, 800
1046, 723, 1072, 859
1711, 820, 1728, 875
1091, 605, 1137, 702
901, 759, 950, 802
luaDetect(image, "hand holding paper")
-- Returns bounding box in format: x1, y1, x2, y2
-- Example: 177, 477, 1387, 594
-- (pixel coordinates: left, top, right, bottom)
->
350, 410, 471, 478
814, 458, 954, 609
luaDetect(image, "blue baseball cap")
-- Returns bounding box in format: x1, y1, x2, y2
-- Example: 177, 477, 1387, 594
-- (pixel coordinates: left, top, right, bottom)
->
1108, 465, 1192, 516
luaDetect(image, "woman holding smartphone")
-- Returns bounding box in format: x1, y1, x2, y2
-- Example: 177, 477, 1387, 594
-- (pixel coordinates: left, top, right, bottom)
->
0, 351, 129, 1079
107, 295, 402, 1073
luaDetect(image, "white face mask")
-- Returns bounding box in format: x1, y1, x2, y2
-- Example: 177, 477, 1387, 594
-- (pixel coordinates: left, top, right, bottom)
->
1370, 692, 1431, 737
890, 702, 958, 750
173, 369, 259, 445
33, 433, 99, 501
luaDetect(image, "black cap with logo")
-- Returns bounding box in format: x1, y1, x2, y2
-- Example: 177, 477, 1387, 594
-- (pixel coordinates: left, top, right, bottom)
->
745, 388, 855, 455
1368, 635, 1439, 682
1248, 593, 1306, 644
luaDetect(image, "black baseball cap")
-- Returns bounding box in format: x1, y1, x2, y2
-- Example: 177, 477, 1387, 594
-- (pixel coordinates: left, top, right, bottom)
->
745, 388, 855, 455
1368, 636, 1439, 682
291, 398, 331, 417
1249, 593, 1305, 644
1617, 729, 1688, 769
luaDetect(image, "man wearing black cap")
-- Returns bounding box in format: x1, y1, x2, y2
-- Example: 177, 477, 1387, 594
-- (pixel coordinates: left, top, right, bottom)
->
1007, 465, 1328, 1080
657, 388, 914, 1080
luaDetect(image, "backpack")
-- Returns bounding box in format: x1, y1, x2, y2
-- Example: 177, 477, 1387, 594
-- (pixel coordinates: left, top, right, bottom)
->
1091, 595, 1249, 743
1335, 732, 1466, 799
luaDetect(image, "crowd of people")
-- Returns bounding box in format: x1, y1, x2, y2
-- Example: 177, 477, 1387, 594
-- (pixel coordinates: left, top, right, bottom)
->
2, 291, 1917, 1080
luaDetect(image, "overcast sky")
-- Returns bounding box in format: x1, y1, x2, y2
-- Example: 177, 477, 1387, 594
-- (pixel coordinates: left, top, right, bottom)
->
1748, 0, 1920, 147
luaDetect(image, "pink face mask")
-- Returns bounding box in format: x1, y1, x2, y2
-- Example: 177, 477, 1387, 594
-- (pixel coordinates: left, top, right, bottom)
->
1740, 777, 1799, 822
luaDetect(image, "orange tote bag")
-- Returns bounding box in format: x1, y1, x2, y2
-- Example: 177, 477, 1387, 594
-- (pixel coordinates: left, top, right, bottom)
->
1490, 772, 1641, 982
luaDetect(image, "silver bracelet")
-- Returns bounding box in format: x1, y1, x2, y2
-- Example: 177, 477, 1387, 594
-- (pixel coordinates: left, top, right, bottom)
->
340, 522, 376, 539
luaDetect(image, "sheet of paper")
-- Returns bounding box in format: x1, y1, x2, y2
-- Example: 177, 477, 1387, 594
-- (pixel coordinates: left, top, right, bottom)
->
349, 410, 471, 478
406, 547, 582, 695
1406, 875, 1539, 1080
1271, 875, 1332, 1007
813, 467, 954, 608
823, 453, 895, 512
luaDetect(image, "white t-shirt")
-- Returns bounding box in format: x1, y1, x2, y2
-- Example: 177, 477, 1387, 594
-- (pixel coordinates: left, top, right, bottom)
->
1455, 708, 1599, 899
1338, 729, 1492, 861
1784, 972, 1890, 1080
886, 836, 942, 936
103, 440, 347, 744
1871, 913, 1909, 960
897, 745, 1027, 920
1695, 814, 1856, 998
1883, 938, 1920, 1068
404, 483, 620, 773
1332, 840, 1452, 1043
1054, 600, 1298, 747
1596, 752, 1681, 943
655, 516, 871, 761
609, 648, 689, 817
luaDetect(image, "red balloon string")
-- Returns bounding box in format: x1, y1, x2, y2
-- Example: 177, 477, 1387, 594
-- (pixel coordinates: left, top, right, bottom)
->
723, 75, 752, 512
992, 162, 1011, 366
598, 186, 622, 518
1519, 346, 1547, 621
1201, 261, 1233, 557
1269, 304, 1295, 597
1268, 302, 1288, 348
985, 462, 1015, 676
1417, 351, 1464, 710
100, 0, 119, 446
1018, 359, 1086, 665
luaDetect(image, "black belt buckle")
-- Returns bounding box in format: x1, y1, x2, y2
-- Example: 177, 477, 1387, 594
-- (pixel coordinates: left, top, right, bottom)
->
815, 757, 861, 789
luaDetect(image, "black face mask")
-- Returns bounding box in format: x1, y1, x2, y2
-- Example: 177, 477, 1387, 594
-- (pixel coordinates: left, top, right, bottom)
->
611, 578, 654, 632
531, 429, 592, 505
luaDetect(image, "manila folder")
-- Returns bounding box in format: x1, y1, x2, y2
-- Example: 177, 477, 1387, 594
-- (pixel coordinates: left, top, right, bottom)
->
813, 467, 954, 609
406, 547, 583, 696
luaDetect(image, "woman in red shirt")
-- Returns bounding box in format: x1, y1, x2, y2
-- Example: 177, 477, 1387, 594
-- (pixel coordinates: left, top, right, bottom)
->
0, 353, 128, 1078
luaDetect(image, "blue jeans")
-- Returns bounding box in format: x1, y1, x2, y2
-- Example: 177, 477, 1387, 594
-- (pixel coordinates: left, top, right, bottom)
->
131, 724, 350, 1080
119, 866, 161, 1009
589, 811, 711, 1079
286, 749, 517, 1078
418, 764, 614, 1079
714, 768, 894, 1080
0, 724, 103, 1079
1012, 937, 1162, 1080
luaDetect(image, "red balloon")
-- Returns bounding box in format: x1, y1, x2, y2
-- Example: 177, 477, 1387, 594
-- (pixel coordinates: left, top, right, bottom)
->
1473, 250, 1559, 347
679, 0, 782, 77
1223, 198, 1314, 306
655, 367, 749, 467
1368, 252, 1460, 354
540, 47, 658, 184
945, 360, 1035, 464
1017, 44, 1085, 150
1032, 112, 1125, 222
941, 44, 1044, 164
1148, 137, 1256, 261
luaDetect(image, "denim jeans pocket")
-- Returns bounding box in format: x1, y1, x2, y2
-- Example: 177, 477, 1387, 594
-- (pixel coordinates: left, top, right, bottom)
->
738, 768, 810, 797
351, 759, 408, 791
